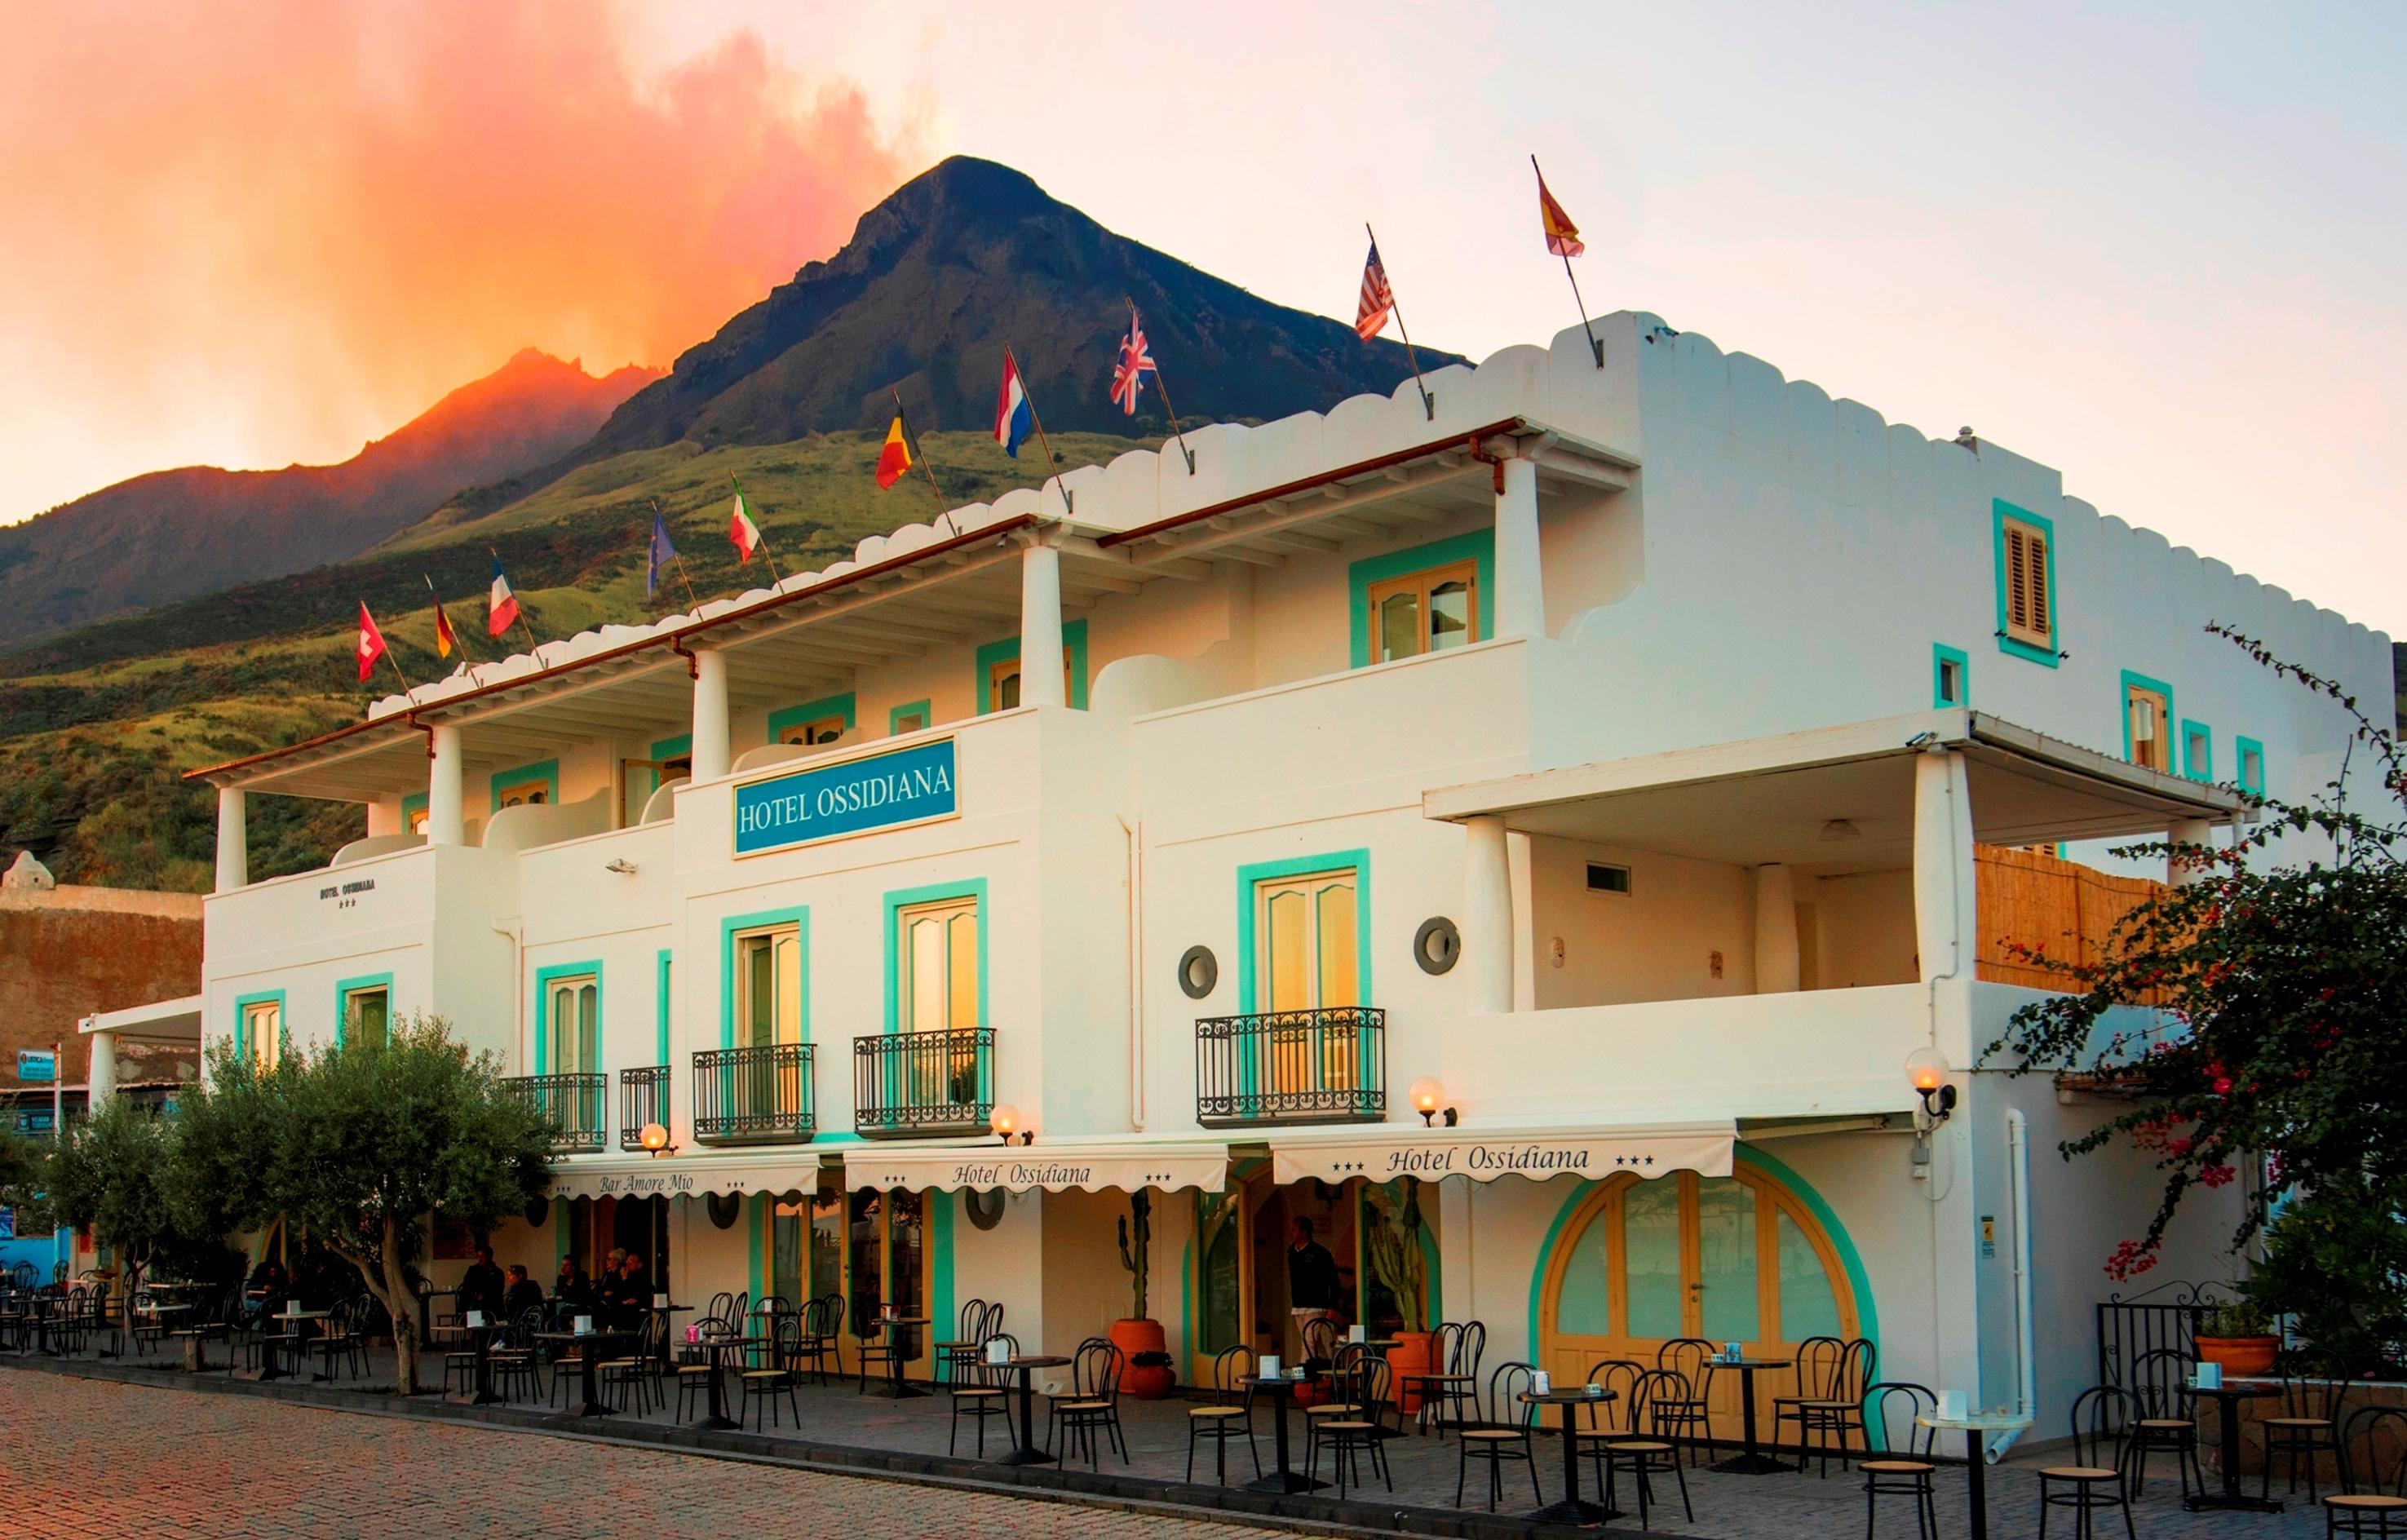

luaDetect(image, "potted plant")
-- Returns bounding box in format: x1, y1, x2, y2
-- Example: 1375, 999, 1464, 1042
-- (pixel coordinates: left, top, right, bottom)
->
1112, 1192, 1175, 1398
2196, 1300, 2280, 1376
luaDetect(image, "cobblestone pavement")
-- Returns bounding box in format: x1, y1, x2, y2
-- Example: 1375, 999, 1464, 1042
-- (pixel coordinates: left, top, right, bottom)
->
0, 1372, 1276, 1539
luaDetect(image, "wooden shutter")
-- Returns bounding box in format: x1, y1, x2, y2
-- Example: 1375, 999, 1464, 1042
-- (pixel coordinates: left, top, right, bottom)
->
2002, 519, 2052, 648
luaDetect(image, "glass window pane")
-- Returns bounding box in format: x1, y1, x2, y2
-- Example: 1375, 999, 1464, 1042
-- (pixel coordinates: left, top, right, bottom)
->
947, 910, 978, 1029
746, 938, 775, 1047
577, 984, 598, 1069
772, 1198, 805, 1306
1378, 591, 1419, 662
995, 668, 1020, 710
1697, 1178, 1759, 1342
1264, 890, 1307, 1012
811, 1188, 843, 1299
1428, 579, 1471, 649
1556, 1210, 1613, 1336
1623, 1178, 1684, 1339
1776, 1210, 1842, 1342
847, 1189, 883, 1336
1198, 1192, 1243, 1352
1315, 882, 1357, 1008
888, 1189, 924, 1329
774, 934, 800, 1044
907, 917, 945, 1033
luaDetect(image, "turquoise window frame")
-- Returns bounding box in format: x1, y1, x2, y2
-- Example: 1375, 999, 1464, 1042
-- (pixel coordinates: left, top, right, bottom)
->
1234, 850, 1374, 1099
1931, 644, 1970, 709
533, 961, 604, 1076
766, 692, 857, 746
2180, 719, 2213, 783
648, 733, 692, 794
1347, 531, 1497, 670
976, 620, 1089, 712
719, 906, 811, 1050
490, 758, 560, 812
880, 879, 992, 1113
655, 949, 673, 1066
1991, 499, 2060, 668
888, 699, 934, 737
2235, 736, 2265, 796
400, 792, 427, 830
232, 989, 286, 1064
2119, 670, 2177, 768
332, 972, 394, 1047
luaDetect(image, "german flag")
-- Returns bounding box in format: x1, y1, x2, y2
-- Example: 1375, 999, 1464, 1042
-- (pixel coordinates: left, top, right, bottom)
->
875, 408, 915, 489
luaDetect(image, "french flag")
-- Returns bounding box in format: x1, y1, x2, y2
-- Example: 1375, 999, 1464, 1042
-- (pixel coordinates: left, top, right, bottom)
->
487, 557, 520, 639
993, 351, 1033, 459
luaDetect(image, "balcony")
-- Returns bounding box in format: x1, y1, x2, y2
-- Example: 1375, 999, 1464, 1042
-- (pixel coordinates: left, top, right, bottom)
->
853, 1029, 993, 1139
690, 1044, 816, 1146
503, 1073, 608, 1153
1196, 1008, 1387, 1128
618, 1065, 669, 1152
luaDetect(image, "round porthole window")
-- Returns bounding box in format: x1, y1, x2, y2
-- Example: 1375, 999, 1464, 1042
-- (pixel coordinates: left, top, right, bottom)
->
1414, 917, 1462, 976
965, 1188, 1007, 1231
706, 1192, 745, 1230
1176, 945, 1219, 1000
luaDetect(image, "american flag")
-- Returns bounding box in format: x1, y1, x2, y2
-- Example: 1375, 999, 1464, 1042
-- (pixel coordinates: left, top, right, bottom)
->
1355, 240, 1395, 342
1110, 311, 1157, 415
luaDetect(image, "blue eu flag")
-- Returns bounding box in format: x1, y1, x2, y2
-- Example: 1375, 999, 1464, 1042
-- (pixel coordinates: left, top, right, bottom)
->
646, 511, 678, 599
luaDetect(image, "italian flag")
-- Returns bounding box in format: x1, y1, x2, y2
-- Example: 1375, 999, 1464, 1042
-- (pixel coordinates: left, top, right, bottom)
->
729, 483, 765, 564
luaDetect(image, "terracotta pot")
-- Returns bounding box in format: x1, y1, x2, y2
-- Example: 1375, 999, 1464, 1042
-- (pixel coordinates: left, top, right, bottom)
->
2197, 1335, 2280, 1377
1385, 1330, 1437, 1414
1110, 1318, 1175, 1399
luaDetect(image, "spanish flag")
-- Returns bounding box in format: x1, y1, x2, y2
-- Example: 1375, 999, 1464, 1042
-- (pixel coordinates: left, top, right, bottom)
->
875, 408, 914, 489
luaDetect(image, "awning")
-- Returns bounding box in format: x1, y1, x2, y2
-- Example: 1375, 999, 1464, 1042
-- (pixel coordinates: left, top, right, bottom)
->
842, 1140, 1230, 1195
1269, 1121, 1735, 1186
546, 1152, 830, 1201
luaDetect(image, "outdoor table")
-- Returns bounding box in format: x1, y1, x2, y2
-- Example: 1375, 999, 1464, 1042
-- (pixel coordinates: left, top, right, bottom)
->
1918, 1410, 2033, 1540
260, 1308, 327, 1381
688, 1333, 765, 1432
872, 1315, 931, 1400
536, 1329, 632, 1418
2182, 1381, 2284, 1513
461, 1319, 503, 1406
414, 1286, 458, 1350
994, 1354, 1073, 1467
1241, 1372, 1330, 1495
651, 1303, 693, 1370
1706, 1356, 1794, 1475
139, 1302, 190, 1366
1522, 1387, 1625, 1526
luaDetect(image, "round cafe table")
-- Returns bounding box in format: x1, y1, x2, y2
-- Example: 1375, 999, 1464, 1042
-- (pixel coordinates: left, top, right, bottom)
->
689, 1333, 765, 1431
994, 1354, 1072, 1467
461, 1319, 503, 1406
1523, 1387, 1624, 1526
1918, 1410, 2033, 1540
1241, 1373, 1330, 1495
534, 1328, 632, 1418
2182, 1382, 2283, 1513
873, 1316, 931, 1400
1706, 1356, 1794, 1475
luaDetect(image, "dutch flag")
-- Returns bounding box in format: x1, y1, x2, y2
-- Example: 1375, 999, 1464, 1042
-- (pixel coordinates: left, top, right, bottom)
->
487, 557, 520, 639
993, 351, 1034, 459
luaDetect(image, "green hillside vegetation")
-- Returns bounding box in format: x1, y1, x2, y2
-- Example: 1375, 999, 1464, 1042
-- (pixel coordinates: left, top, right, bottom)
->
0, 429, 1150, 891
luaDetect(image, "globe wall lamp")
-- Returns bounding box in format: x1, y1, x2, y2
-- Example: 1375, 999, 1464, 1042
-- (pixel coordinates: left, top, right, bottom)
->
990, 1103, 1035, 1146
1408, 1076, 1457, 1129
639, 1122, 677, 1157
1905, 1047, 1957, 1128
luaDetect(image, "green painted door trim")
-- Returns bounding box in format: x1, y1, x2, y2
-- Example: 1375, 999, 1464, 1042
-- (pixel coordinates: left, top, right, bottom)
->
2119, 669, 2177, 765
400, 792, 427, 825
750, 1193, 765, 1307
1991, 499, 2060, 668
1233, 850, 1374, 1009
719, 906, 811, 1050
879, 879, 991, 1034
648, 734, 692, 796
231, 989, 286, 1062
1347, 529, 1497, 669
888, 699, 934, 737
533, 961, 604, 1076
976, 618, 1089, 712
332, 972, 395, 1048
2179, 719, 2214, 783
1931, 644, 1970, 709
654, 949, 673, 1066
2234, 736, 2265, 796
930, 1190, 954, 1365
766, 692, 858, 746
490, 758, 561, 812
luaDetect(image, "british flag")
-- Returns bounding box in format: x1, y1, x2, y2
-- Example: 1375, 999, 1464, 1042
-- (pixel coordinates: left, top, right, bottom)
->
1355, 240, 1395, 342
1111, 311, 1157, 416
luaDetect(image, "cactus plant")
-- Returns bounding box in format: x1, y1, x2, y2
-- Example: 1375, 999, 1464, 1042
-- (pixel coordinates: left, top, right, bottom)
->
1116, 1189, 1152, 1320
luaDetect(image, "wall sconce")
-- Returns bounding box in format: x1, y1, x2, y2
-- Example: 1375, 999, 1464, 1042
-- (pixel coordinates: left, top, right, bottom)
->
638, 1122, 676, 1157
604, 858, 639, 875
1905, 1047, 1957, 1127
989, 1104, 1034, 1146
1407, 1076, 1457, 1129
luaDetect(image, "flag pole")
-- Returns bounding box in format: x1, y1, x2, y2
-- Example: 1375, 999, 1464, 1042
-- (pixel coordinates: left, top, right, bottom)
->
489, 546, 543, 654
728, 475, 785, 585
891, 388, 955, 533
1122, 296, 1195, 475
373, 615, 418, 697
650, 499, 701, 611
1367, 222, 1435, 420
1533, 155, 1603, 369
1006, 345, 1073, 515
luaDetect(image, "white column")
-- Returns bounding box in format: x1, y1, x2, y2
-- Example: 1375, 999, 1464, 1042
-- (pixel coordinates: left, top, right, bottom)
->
1493, 454, 1545, 641
1020, 542, 1065, 708
213, 788, 247, 892
86, 1029, 117, 1108
690, 648, 731, 781
1753, 863, 1800, 993
365, 796, 403, 839
1462, 814, 1514, 1015
2168, 817, 2215, 887
426, 725, 466, 846
1913, 750, 1979, 983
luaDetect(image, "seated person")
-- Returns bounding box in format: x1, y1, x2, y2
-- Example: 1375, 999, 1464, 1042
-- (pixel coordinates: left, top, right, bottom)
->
552, 1257, 596, 1317
502, 1264, 545, 1322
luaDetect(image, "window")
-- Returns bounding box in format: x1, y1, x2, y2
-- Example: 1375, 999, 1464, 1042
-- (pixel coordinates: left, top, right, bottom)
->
976, 621, 1089, 712
491, 759, 558, 812
987, 650, 1072, 713
341, 983, 390, 1051
2125, 678, 2173, 774
889, 700, 931, 737
404, 797, 429, 836
240, 998, 282, 1073
546, 973, 598, 1074
768, 693, 855, 749
1932, 644, 1968, 708
1586, 862, 1631, 896
2182, 720, 2213, 783
778, 715, 845, 748
2237, 737, 2265, 797
1365, 560, 1479, 664
1254, 869, 1361, 1014
896, 896, 980, 1033
734, 927, 803, 1047
1993, 502, 2059, 666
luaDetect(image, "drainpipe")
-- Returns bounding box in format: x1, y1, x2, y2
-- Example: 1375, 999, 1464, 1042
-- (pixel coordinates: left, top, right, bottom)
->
1117, 815, 1145, 1130
492, 920, 524, 1071
1990, 1107, 2038, 1460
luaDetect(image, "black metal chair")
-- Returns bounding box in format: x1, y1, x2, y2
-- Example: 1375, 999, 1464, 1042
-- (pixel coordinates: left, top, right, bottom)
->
1772, 1336, 1847, 1466
950, 1330, 1017, 1457
1415, 1319, 1486, 1440
1799, 1337, 1880, 1476
2329, 1405, 2407, 1540
936, 1296, 989, 1386
1573, 1359, 1648, 1494
1047, 1337, 1128, 1470
1655, 1338, 1719, 1463
672, 1317, 734, 1419
1186, 1343, 1260, 1485
2125, 1346, 2202, 1502
2267, 1373, 2349, 1502
1608, 1368, 1698, 1529
795, 1292, 843, 1384
737, 1312, 803, 1431
1861, 1382, 1940, 1540
1308, 1353, 1394, 1498
2037, 1385, 2138, 1540
604, 1312, 670, 1415
1455, 1361, 1543, 1511
1400, 1320, 1467, 1437
490, 1307, 547, 1403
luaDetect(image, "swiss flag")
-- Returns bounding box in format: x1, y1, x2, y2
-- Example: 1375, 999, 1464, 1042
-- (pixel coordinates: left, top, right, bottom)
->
356, 600, 388, 684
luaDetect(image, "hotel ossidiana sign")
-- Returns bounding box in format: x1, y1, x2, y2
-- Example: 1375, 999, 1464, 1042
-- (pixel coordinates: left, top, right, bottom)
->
734, 737, 958, 856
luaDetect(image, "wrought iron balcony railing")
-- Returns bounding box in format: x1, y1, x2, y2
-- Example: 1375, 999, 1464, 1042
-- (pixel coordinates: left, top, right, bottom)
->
618, 1064, 669, 1152
1195, 1007, 1387, 1128
691, 1043, 816, 1146
853, 1028, 993, 1139
503, 1073, 608, 1153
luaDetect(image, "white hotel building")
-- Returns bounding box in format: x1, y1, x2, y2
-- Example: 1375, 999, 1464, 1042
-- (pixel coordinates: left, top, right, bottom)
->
186, 313, 2387, 1431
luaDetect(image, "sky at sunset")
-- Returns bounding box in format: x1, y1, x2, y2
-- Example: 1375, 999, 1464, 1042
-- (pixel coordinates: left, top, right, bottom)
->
4, 2, 2402, 631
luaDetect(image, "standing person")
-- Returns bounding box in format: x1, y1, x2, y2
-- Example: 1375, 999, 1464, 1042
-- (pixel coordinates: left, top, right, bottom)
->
1285, 1215, 1343, 1361
458, 1245, 505, 1322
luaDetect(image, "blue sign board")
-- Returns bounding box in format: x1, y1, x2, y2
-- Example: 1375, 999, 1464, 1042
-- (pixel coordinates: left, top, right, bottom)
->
733, 737, 958, 857
15, 1049, 55, 1083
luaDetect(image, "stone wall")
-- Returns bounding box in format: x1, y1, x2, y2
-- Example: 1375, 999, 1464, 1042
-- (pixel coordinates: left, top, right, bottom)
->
0, 883, 203, 1088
